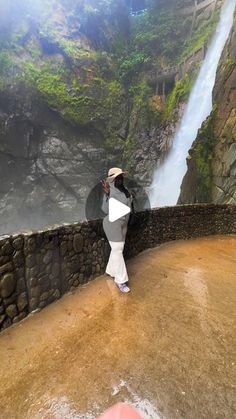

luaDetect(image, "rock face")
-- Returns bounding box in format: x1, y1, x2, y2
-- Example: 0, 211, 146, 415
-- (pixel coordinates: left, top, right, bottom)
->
0, 0, 222, 234
0, 86, 122, 234
0, 0, 129, 235
179, 15, 236, 204
211, 20, 236, 204
0, 78, 185, 234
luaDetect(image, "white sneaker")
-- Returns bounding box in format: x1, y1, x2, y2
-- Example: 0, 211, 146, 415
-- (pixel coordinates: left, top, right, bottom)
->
117, 283, 131, 293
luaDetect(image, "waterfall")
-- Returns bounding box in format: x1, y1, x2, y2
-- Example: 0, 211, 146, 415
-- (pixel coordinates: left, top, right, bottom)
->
148, 0, 236, 208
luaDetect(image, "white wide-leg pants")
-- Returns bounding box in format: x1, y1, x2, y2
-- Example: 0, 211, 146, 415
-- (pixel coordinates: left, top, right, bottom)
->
105, 241, 129, 285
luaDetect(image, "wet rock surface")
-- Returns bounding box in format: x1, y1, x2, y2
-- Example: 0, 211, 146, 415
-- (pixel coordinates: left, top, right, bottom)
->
0, 92, 122, 235
211, 17, 236, 204
0, 236, 27, 330
0, 235, 235, 419
0, 82, 183, 235
132, 105, 185, 186
179, 13, 236, 204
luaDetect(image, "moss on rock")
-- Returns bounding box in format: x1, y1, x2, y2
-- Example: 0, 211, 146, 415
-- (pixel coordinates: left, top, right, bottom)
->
179, 9, 220, 62
164, 73, 195, 120
194, 105, 217, 202
20, 59, 126, 131
0, 0, 223, 168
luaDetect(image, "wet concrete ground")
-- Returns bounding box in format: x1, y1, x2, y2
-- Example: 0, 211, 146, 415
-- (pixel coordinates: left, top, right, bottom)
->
0, 235, 235, 419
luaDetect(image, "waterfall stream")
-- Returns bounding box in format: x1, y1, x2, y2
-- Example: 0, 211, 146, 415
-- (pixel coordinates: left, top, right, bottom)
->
148, 0, 236, 208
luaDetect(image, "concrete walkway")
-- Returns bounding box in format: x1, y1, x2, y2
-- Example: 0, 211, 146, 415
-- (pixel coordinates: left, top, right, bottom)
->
0, 235, 235, 419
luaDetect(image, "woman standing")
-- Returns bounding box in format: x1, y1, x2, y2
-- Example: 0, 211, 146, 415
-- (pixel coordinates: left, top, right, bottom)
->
101, 167, 132, 293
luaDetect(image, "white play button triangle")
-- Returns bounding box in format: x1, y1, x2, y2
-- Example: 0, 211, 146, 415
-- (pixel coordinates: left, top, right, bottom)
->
108, 198, 130, 222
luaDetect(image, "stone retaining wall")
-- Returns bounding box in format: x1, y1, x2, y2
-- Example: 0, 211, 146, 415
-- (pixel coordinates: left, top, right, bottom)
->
0, 204, 235, 332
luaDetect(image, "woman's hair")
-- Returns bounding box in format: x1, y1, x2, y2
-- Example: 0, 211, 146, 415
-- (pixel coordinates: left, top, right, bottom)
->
114, 175, 130, 198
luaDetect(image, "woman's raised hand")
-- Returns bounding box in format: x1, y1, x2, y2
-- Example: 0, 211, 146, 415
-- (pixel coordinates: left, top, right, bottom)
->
101, 180, 110, 195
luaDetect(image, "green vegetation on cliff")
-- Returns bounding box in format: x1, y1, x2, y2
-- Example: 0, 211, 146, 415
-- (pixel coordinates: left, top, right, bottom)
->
193, 105, 217, 202
130, 7, 188, 67
164, 73, 195, 120
0, 0, 131, 145
0, 0, 222, 163
115, 0, 220, 134
0, 53, 11, 88
22, 60, 126, 138
179, 9, 220, 62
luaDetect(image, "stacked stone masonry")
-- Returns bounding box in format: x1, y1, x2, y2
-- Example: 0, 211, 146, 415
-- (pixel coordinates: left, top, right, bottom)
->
0, 204, 235, 332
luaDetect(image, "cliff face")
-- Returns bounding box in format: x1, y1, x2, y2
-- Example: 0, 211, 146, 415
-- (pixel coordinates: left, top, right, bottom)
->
0, 0, 221, 234
0, 86, 123, 233
179, 13, 236, 204
0, 0, 129, 233
211, 19, 236, 203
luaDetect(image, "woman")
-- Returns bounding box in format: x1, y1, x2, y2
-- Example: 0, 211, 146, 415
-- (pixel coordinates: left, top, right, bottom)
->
101, 167, 132, 293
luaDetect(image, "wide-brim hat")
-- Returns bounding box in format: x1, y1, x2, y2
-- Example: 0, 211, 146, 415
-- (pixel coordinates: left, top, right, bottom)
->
106, 167, 126, 182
